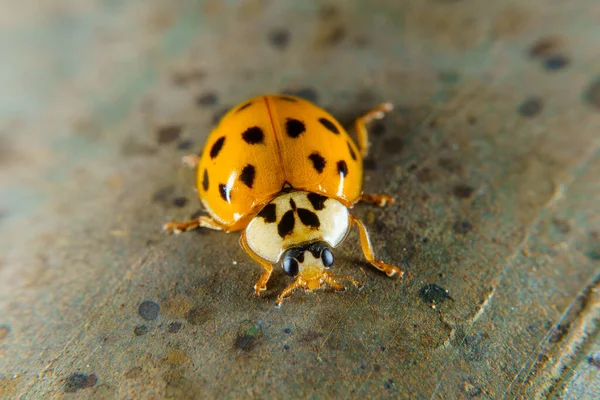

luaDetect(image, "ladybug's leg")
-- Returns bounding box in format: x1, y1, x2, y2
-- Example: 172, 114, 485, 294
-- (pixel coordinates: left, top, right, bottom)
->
349, 215, 404, 278
163, 216, 222, 234
354, 102, 393, 158
240, 231, 273, 297
276, 280, 303, 307
360, 193, 395, 207
324, 273, 361, 291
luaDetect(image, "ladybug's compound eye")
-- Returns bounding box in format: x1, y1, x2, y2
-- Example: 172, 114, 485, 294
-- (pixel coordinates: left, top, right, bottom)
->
321, 248, 334, 267
282, 255, 299, 277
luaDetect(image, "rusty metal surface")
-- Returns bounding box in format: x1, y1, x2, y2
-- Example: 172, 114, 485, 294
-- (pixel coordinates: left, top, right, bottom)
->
1, 0, 599, 398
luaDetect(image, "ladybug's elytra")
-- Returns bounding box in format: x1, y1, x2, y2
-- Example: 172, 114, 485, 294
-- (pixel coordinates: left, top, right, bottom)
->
163, 94, 403, 306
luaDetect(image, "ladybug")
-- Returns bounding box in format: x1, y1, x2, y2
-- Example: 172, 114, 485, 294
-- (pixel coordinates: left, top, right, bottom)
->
163, 94, 403, 306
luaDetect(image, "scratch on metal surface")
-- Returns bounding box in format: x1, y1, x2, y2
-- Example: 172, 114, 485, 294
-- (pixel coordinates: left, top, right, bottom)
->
316, 294, 361, 362
470, 286, 497, 324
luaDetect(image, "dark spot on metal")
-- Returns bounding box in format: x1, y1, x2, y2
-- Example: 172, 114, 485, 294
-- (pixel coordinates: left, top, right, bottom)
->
257, 203, 277, 223
242, 127, 265, 144
168, 322, 182, 333
319, 117, 340, 134
371, 121, 386, 136
196, 92, 218, 107
234, 320, 263, 351
186, 308, 209, 326
308, 152, 326, 173
347, 141, 357, 160
468, 116, 477, 125
518, 97, 543, 117
543, 54, 569, 71
134, 325, 148, 336
210, 136, 226, 158
422, 237, 429, 244
363, 158, 377, 170
454, 220, 474, 235
588, 354, 600, 369
299, 330, 322, 342
281, 87, 319, 104
453, 183, 474, 199
138, 301, 160, 321
152, 186, 175, 204
552, 218, 571, 234
383, 137, 404, 154
157, 125, 182, 144
529, 36, 561, 58
384, 379, 393, 390
219, 183, 231, 202
297, 208, 320, 228
419, 284, 453, 305
324, 25, 346, 46
240, 164, 256, 188
285, 118, 306, 138
278, 210, 295, 238
236, 101, 253, 113
337, 160, 348, 177
63, 373, 98, 393
283, 344, 290, 351
268, 28, 290, 50
373, 365, 381, 372
172, 197, 187, 208
177, 139, 193, 150
307, 192, 327, 210
202, 169, 209, 191
583, 78, 600, 110
283, 328, 292, 334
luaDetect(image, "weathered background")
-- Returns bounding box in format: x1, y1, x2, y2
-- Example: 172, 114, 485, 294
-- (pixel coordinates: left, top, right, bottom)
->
1, 0, 599, 398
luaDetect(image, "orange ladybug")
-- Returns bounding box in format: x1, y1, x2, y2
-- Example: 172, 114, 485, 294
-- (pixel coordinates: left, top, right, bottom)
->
163, 95, 403, 306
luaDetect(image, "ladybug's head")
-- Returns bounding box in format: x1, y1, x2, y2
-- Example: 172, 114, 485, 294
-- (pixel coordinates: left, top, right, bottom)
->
276, 241, 360, 306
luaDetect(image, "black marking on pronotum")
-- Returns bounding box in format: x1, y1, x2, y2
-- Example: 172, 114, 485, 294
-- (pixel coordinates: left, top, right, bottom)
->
278, 210, 295, 238
210, 136, 225, 159
347, 141, 357, 160
297, 208, 320, 228
281, 181, 294, 192
219, 183, 231, 202
289, 198, 297, 210
285, 118, 305, 138
337, 160, 349, 177
279, 96, 298, 102
202, 169, 209, 191
236, 101, 253, 112
240, 164, 256, 188
318, 117, 339, 134
308, 152, 326, 173
242, 127, 265, 144
307, 193, 327, 210
257, 203, 277, 223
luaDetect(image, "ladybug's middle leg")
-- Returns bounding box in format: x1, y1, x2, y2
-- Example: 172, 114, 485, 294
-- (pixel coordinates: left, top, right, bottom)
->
163, 216, 223, 234
240, 231, 273, 297
354, 102, 393, 158
359, 193, 395, 207
349, 215, 404, 278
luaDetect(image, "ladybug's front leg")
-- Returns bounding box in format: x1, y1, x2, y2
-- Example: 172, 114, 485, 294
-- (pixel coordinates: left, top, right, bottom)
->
360, 193, 395, 207
354, 102, 393, 157
239, 231, 273, 296
349, 215, 404, 278
163, 215, 223, 234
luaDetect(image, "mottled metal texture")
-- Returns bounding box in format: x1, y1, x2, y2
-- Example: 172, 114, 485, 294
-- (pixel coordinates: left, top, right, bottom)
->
1, 0, 599, 399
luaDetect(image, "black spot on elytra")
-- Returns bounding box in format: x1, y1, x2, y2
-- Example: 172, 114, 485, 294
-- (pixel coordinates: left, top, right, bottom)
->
268, 28, 290, 50
138, 301, 160, 321
219, 183, 231, 202
257, 203, 277, 223
240, 164, 256, 188
172, 197, 187, 208
202, 169, 209, 191
285, 118, 306, 138
319, 117, 340, 134
168, 322, 182, 333
63, 373, 98, 393
518, 97, 543, 117
544, 54, 569, 71
419, 284, 453, 305
583, 78, 600, 110
453, 220, 474, 235
242, 127, 264, 144
134, 325, 148, 336
278, 210, 295, 238
307, 192, 327, 210
279, 96, 297, 102
157, 125, 182, 144
196, 92, 218, 107
236, 101, 253, 113
309, 152, 326, 173
297, 209, 320, 228
210, 136, 225, 159
453, 184, 474, 199
347, 141, 357, 160
337, 160, 349, 177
